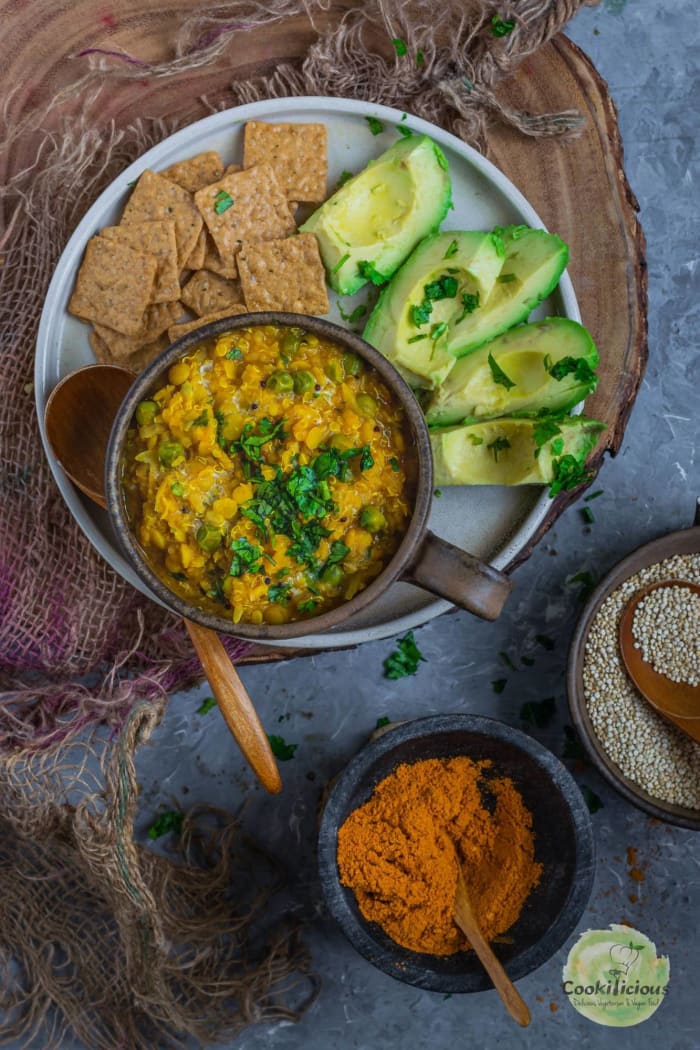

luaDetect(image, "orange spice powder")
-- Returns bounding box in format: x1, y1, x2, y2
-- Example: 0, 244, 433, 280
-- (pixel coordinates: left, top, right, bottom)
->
337, 756, 543, 955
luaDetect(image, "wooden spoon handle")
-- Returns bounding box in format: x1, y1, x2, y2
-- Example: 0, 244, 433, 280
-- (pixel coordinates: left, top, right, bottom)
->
454, 890, 530, 1027
184, 619, 282, 794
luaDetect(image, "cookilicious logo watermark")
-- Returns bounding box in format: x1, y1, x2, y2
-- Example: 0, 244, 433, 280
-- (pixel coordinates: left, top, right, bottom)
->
562, 925, 670, 1026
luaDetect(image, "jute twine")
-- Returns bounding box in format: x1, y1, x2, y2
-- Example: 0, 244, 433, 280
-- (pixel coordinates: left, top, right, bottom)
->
0, 2, 593, 1045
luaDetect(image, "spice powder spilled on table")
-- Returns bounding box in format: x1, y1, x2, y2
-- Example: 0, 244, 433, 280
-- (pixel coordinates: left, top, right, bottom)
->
336, 756, 542, 955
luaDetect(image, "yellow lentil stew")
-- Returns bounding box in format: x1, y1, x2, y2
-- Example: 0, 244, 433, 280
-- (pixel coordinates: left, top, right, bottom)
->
121, 324, 413, 625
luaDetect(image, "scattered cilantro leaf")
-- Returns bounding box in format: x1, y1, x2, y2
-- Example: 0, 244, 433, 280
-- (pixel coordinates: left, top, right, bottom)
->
499, 651, 517, 671
389, 456, 400, 472
492, 678, 507, 694
491, 15, 515, 37
455, 291, 480, 323
383, 630, 426, 680
365, 116, 384, 136
581, 784, 604, 813
391, 37, 407, 56
225, 346, 243, 360
434, 488, 442, 498
298, 598, 318, 613
411, 302, 433, 327
375, 715, 390, 728
268, 583, 292, 604
416, 49, 425, 66
407, 333, 427, 343
431, 322, 448, 342
169, 571, 187, 581
396, 124, 413, 138
425, 275, 459, 300
332, 252, 350, 274
535, 633, 555, 651
497, 272, 517, 283
520, 696, 556, 728
148, 810, 183, 840
581, 506, 595, 525
197, 696, 217, 715
549, 454, 593, 498
548, 356, 597, 385
214, 189, 234, 214
358, 260, 388, 286
191, 409, 209, 428
444, 239, 459, 259
337, 301, 367, 324
533, 417, 562, 457
268, 734, 297, 760
336, 170, 354, 190
229, 537, 263, 577
487, 436, 511, 462
567, 570, 596, 599
488, 352, 516, 390
360, 447, 374, 472
585, 489, 603, 502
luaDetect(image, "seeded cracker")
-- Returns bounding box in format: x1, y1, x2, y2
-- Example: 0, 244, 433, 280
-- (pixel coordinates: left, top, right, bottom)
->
184, 228, 207, 271
237, 234, 329, 314
202, 232, 238, 278
168, 306, 248, 343
243, 122, 327, 203
194, 164, 296, 265
161, 151, 224, 193
223, 163, 241, 176
121, 170, 203, 269
68, 236, 157, 336
92, 301, 183, 359
89, 329, 170, 374
101, 221, 179, 303
181, 270, 244, 317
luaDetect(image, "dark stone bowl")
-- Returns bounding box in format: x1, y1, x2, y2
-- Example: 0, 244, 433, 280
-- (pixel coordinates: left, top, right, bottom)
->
318, 714, 595, 993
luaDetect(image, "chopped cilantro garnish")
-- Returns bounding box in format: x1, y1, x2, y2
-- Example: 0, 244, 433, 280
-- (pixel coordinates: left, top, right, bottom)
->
229, 537, 263, 577
548, 356, 597, 385
434, 488, 442, 498
548, 454, 592, 497
324, 540, 350, 569
581, 785, 604, 814
232, 417, 286, 466
225, 346, 243, 360
392, 37, 407, 56
365, 116, 384, 136
468, 433, 484, 446
407, 333, 427, 343
568, 570, 596, 599
491, 15, 515, 36
535, 633, 555, 651
444, 239, 459, 259
332, 252, 350, 274
533, 417, 562, 456
492, 678, 507, 694
358, 259, 388, 286
584, 489, 603, 501
336, 169, 354, 190
500, 651, 517, 671
411, 302, 433, 327
268, 734, 297, 760
519, 696, 556, 728
197, 696, 217, 715
454, 291, 480, 323
383, 630, 426, 680
551, 437, 564, 456
389, 456, 400, 472
171, 481, 185, 497
424, 275, 459, 300
375, 715, 390, 728
338, 301, 367, 324
430, 322, 448, 342
268, 582, 292, 604
497, 272, 517, 283
169, 571, 187, 581
191, 409, 209, 428
488, 352, 516, 390
148, 810, 183, 840
581, 506, 595, 525
214, 189, 234, 214
487, 436, 511, 462
396, 124, 413, 137
416, 48, 425, 66
360, 446, 374, 472
298, 598, 318, 613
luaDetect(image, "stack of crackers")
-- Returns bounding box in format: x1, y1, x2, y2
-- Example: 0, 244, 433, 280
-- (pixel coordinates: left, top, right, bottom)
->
68, 121, 331, 374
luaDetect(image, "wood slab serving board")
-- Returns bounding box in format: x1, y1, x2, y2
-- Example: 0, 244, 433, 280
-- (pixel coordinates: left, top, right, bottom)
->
2, 2, 646, 663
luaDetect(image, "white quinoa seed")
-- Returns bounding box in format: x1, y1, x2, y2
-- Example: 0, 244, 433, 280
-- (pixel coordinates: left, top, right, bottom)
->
632, 585, 700, 686
582, 553, 700, 810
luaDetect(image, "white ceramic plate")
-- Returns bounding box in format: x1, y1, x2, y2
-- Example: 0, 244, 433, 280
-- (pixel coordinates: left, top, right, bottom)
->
35, 97, 581, 649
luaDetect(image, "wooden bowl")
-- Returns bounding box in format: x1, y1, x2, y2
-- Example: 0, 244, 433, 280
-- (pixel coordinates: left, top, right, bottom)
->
318, 714, 595, 993
567, 518, 700, 830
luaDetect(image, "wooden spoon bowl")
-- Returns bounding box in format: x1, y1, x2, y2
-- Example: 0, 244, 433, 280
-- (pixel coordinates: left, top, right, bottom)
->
619, 580, 700, 742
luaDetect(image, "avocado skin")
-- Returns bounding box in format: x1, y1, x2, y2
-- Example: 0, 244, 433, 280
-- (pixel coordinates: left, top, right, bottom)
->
425, 317, 599, 427
300, 135, 452, 296
431, 415, 605, 487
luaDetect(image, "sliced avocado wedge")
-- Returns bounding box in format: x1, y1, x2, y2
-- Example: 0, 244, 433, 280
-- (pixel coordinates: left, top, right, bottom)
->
425, 318, 599, 426
431, 415, 605, 491
362, 230, 505, 388
300, 135, 452, 296
449, 225, 570, 358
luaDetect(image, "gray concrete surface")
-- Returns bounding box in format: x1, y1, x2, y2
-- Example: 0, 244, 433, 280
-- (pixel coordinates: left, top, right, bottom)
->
29, 1, 700, 1047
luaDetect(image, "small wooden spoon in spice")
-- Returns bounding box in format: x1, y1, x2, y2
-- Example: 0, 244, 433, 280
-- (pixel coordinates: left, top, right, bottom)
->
453, 864, 530, 1027
44, 364, 282, 793
619, 581, 700, 743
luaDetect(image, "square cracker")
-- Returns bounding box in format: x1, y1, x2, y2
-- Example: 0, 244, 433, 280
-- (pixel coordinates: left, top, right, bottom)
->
167, 306, 248, 343
243, 121, 327, 203
202, 231, 237, 278
184, 228, 207, 271
93, 301, 182, 359
237, 233, 329, 314
68, 236, 157, 336
194, 164, 295, 264
161, 151, 224, 193
223, 163, 241, 176
181, 270, 243, 317
89, 329, 170, 374
101, 220, 179, 303
121, 170, 203, 269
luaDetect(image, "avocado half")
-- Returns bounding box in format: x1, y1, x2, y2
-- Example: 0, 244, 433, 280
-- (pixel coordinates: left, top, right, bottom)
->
300, 134, 452, 296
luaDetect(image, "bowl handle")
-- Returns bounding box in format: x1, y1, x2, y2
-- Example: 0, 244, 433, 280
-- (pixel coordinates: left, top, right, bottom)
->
401, 530, 512, 621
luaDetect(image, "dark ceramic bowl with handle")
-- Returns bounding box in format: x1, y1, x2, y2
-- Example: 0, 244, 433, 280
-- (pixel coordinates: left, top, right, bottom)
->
104, 312, 512, 641
318, 714, 596, 992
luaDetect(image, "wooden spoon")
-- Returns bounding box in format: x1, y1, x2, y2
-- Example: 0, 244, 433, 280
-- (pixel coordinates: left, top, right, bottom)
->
619, 580, 700, 743
44, 364, 282, 793
453, 864, 530, 1027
